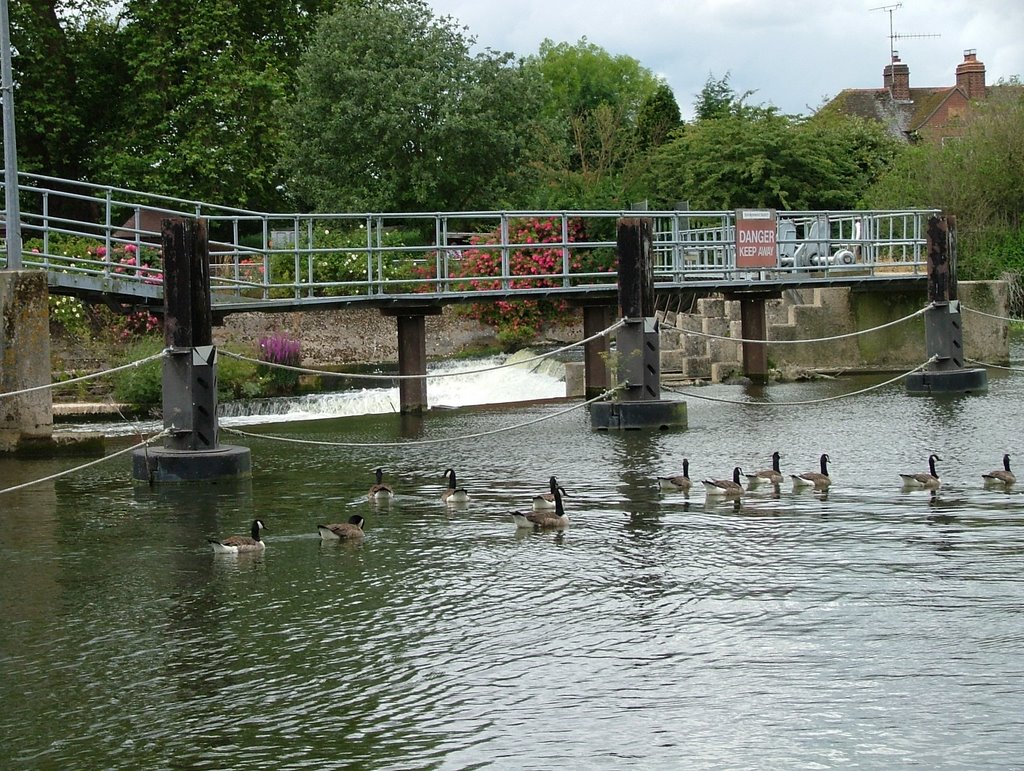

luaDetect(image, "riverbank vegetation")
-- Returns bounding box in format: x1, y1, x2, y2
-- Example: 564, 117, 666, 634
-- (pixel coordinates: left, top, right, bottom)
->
15, 0, 1023, 353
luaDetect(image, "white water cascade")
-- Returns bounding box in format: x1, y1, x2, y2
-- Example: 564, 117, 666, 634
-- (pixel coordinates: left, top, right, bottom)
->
217, 353, 567, 427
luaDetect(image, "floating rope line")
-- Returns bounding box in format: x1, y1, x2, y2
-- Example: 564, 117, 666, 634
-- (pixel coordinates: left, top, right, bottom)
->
663, 357, 937, 407
222, 387, 623, 448
0, 350, 167, 399
966, 358, 1024, 373
219, 318, 626, 381
660, 304, 932, 345
0, 429, 170, 496
962, 305, 1022, 324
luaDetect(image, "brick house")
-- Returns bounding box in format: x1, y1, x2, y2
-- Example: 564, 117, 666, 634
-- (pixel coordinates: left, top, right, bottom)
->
820, 50, 997, 143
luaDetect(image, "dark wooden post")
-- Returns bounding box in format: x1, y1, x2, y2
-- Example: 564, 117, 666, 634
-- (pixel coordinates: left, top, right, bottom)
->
160, 218, 217, 451
905, 214, 987, 394
589, 218, 686, 429
133, 217, 250, 482
615, 218, 660, 401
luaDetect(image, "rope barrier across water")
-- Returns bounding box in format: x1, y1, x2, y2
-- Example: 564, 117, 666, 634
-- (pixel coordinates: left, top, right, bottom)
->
219, 318, 627, 381
962, 305, 1022, 324
660, 303, 933, 345
0, 429, 170, 496
222, 387, 623, 449
0, 350, 167, 400
663, 357, 938, 407
967, 358, 1024, 373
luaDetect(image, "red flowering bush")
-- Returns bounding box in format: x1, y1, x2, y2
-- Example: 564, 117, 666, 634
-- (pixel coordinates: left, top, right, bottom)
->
416, 217, 614, 349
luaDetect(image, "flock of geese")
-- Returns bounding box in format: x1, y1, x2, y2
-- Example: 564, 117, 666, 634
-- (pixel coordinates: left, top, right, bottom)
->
207, 466, 570, 553
207, 453, 1016, 554
658, 451, 1016, 497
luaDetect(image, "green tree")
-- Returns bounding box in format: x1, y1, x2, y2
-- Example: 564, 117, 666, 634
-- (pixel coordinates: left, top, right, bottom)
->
864, 84, 1024, 281
90, 0, 328, 210
10, 1, 125, 220
280, 0, 544, 213
524, 38, 667, 209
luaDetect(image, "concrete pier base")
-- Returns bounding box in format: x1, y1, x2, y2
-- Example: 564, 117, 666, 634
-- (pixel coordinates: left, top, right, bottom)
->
590, 399, 687, 430
1, 271, 53, 452
905, 368, 988, 395
132, 444, 252, 484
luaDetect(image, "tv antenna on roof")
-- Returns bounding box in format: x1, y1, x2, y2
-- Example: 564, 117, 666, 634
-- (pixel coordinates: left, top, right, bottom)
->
871, 3, 940, 62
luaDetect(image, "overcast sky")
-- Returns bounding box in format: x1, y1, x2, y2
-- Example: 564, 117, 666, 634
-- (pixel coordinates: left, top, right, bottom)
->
425, 0, 1024, 118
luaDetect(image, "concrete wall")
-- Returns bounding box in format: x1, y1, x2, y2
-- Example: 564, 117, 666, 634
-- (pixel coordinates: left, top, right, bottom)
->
766, 281, 1008, 372
1, 271, 53, 451
660, 280, 1009, 379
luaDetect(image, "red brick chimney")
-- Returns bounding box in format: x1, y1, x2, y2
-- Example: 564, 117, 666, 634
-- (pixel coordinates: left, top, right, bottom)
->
956, 49, 986, 100
883, 54, 911, 100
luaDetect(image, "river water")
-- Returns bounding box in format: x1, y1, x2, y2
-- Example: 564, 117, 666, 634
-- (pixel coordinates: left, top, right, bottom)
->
2, 351, 1023, 769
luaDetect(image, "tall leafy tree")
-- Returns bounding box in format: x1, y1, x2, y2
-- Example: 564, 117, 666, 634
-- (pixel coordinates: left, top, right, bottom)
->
10, 1, 121, 189
280, 0, 544, 213
91, 0, 328, 209
864, 85, 1024, 280
524, 38, 667, 209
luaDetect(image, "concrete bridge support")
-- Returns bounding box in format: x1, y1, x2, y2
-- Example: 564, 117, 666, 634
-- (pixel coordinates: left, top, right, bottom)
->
581, 303, 614, 399
0, 271, 52, 452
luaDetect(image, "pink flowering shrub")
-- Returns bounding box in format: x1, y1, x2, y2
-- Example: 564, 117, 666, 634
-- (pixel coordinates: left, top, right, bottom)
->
416, 217, 614, 349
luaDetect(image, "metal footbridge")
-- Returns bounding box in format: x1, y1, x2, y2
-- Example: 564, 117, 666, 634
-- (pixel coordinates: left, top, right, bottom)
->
2, 173, 933, 315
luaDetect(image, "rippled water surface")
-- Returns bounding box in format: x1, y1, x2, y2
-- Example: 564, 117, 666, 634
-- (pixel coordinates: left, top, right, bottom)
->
3, 362, 1024, 769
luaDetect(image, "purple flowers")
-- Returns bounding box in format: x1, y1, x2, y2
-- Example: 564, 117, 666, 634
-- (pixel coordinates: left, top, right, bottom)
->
258, 333, 301, 367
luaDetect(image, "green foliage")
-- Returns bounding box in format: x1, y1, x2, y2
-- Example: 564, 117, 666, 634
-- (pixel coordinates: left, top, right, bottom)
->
524, 38, 666, 209
863, 87, 1024, 280
111, 338, 165, 406
267, 224, 423, 293
646, 104, 901, 211
281, 0, 545, 213
635, 84, 682, 151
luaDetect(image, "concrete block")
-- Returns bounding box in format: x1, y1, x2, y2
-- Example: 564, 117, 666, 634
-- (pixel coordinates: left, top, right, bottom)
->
683, 357, 712, 378
698, 297, 725, 317
703, 317, 730, 337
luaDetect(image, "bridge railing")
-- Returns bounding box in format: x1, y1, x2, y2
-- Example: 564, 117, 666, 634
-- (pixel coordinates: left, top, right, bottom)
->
2, 174, 937, 306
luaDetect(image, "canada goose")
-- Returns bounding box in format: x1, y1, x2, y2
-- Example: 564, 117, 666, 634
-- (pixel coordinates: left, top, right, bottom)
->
317, 514, 365, 541
745, 451, 782, 487
657, 459, 691, 492
512, 480, 569, 528
368, 467, 394, 501
442, 468, 470, 505
702, 467, 744, 497
900, 454, 942, 489
982, 454, 1015, 487
208, 519, 266, 554
791, 453, 831, 490
533, 476, 569, 511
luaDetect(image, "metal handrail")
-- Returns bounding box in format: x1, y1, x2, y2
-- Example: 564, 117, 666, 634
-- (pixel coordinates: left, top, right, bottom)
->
2, 173, 938, 307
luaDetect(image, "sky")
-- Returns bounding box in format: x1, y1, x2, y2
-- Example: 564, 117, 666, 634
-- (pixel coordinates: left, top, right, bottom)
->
424, 0, 1024, 118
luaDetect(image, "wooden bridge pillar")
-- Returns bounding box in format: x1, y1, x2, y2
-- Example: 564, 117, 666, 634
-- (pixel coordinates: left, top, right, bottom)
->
905, 215, 987, 394
382, 307, 441, 413
132, 218, 251, 483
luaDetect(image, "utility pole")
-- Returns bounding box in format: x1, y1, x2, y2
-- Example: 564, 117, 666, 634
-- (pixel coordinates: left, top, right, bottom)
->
0, 0, 22, 269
